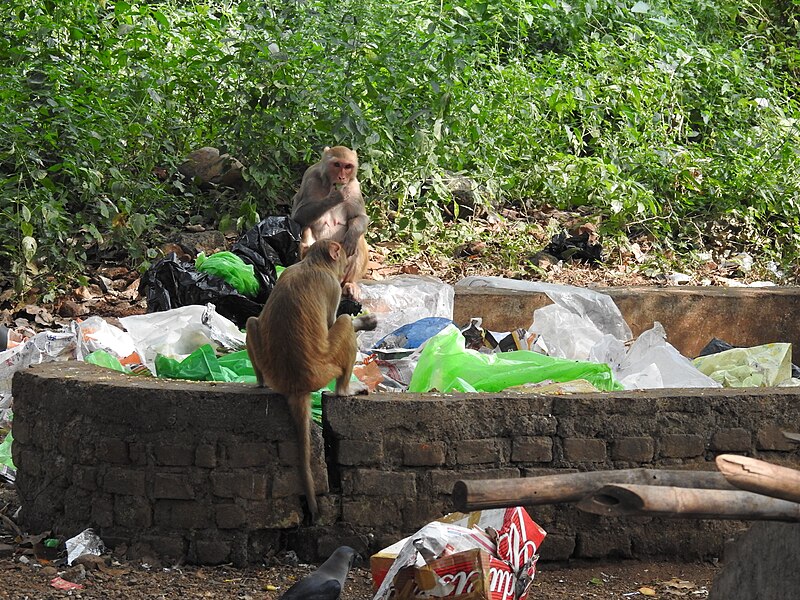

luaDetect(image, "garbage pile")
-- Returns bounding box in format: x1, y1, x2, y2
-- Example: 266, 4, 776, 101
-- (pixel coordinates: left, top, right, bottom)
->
1, 272, 798, 484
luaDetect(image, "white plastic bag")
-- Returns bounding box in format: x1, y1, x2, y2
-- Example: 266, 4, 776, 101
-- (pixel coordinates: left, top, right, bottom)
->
119, 304, 245, 375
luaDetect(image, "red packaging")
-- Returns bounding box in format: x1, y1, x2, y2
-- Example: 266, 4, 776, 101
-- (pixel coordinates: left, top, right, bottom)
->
371, 507, 546, 600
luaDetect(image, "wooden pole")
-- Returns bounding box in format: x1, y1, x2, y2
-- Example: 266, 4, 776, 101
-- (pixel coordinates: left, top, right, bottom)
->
452, 468, 734, 511
716, 454, 800, 504
578, 483, 800, 521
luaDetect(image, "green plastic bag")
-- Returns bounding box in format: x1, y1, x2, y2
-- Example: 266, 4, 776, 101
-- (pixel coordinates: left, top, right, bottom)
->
154, 345, 332, 422
85, 349, 128, 373
196, 251, 260, 298
155, 344, 240, 382
693, 343, 792, 387
408, 325, 623, 393
0, 431, 14, 470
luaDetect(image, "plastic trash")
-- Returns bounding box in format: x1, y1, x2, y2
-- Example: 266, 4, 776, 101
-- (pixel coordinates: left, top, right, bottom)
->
457, 276, 632, 345
71, 316, 141, 366
544, 231, 603, 264
693, 343, 793, 387
0, 431, 14, 471
140, 252, 264, 329
65, 528, 105, 566
119, 304, 245, 376
196, 251, 261, 298
84, 350, 128, 373
373, 317, 452, 350
358, 276, 454, 350
155, 344, 246, 383
408, 325, 623, 393
698, 337, 800, 380
601, 322, 721, 389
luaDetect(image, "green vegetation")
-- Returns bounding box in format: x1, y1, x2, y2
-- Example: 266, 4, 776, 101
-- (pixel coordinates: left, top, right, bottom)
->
1, 0, 799, 296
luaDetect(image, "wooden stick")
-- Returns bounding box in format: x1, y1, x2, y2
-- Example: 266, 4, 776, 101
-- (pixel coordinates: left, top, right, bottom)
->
716, 454, 800, 504
452, 468, 734, 511
578, 483, 800, 521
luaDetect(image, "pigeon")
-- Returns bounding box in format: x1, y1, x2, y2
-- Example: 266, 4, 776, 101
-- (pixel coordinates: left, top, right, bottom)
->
279, 546, 358, 600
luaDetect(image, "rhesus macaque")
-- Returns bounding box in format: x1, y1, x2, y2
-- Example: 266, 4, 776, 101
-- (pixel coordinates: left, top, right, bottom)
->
291, 146, 369, 300
245, 239, 377, 522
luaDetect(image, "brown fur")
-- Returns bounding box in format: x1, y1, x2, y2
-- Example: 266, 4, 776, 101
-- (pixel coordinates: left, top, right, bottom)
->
290, 146, 369, 300
245, 240, 377, 521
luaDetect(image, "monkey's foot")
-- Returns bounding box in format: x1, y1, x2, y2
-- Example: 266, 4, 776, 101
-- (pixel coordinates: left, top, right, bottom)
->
352, 314, 378, 332
342, 281, 362, 301
335, 380, 369, 396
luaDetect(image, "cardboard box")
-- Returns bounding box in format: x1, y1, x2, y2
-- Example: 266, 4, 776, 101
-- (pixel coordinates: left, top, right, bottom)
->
371, 507, 546, 600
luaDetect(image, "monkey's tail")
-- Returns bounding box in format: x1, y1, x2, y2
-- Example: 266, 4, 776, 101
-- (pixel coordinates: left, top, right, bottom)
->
287, 393, 319, 522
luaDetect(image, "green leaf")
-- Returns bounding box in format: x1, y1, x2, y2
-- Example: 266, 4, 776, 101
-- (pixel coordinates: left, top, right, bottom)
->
631, 1, 649, 13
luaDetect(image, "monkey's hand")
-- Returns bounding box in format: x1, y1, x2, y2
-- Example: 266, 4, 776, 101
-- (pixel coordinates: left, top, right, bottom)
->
352, 314, 377, 332
342, 230, 360, 256
326, 188, 345, 205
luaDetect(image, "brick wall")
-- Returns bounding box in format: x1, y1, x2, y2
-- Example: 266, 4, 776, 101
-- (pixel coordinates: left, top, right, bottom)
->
11, 363, 800, 564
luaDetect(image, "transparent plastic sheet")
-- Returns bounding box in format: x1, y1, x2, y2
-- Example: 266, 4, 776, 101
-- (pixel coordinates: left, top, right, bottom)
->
600, 322, 721, 389
456, 276, 632, 343
119, 304, 245, 375
358, 276, 454, 350
693, 343, 793, 387
407, 325, 623, 393
71, 316, 138, 363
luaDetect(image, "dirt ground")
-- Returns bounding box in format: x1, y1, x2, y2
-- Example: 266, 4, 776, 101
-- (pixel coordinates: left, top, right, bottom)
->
0, 481, 719, 600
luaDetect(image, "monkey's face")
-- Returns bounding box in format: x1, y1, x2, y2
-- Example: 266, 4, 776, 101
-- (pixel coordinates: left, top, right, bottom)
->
326, 157, 357, 185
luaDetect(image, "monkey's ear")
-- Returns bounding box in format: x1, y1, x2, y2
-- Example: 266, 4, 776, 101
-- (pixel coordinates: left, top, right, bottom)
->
322, 146, 332, 155
328, 241, 343, 262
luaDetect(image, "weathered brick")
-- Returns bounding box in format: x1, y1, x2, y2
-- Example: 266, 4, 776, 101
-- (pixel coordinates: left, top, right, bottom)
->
138, 535, 185, 560
210, 472, 237, 498
216, 503, 247, 529
342, 498, 403, 528
153, 473, 195, 499
272, 466, 328, 498
128, 442, 148, 466
102, 468, 146, 496
193, 538, 230, 565
226, 442, 271, 468
563, 438, 606, 462
335, 439, 384, 466
575, 530, 633, 558
195, 444, 217, 468
455, 439, 500, 465
756, 425, 796, 451
612, 437, 654, 462
711, 428, 751, 452
96, 438, 129, 465
661, 434, 705, 458
11, 418, 30, 444
91, 494, 114, 528
512, 437, 553, 463
209, 471, 269, 500
246, 500, 303, 528
538, 533, 576, 561
114, 495, 153, 528
154, 500, 212, 529
342, 469, 416, 496
430, 468, 520, 495
403, 442, 446, 466
154, 444, 194, 466
72, 465, 98, 491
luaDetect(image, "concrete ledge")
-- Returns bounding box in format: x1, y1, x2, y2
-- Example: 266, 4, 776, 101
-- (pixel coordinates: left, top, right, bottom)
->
11, 362, 800, 564
453, 286, 800, 357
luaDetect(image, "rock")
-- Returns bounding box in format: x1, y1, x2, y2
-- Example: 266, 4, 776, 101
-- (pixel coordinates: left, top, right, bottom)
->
58, 300, 89, 318
178, 147, 244, 189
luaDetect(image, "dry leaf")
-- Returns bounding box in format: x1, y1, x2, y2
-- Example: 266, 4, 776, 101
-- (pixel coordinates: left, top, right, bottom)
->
639, 586, 657, 596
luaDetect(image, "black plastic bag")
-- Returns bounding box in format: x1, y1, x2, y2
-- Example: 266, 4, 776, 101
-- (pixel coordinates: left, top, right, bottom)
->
140, 253, 264, 328
231, 216, 303, 304
141, 216, 361, 328
544, 232, 603, 264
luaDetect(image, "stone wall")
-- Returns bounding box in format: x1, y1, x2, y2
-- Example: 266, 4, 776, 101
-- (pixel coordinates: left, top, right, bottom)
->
12, 362, 800, 564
